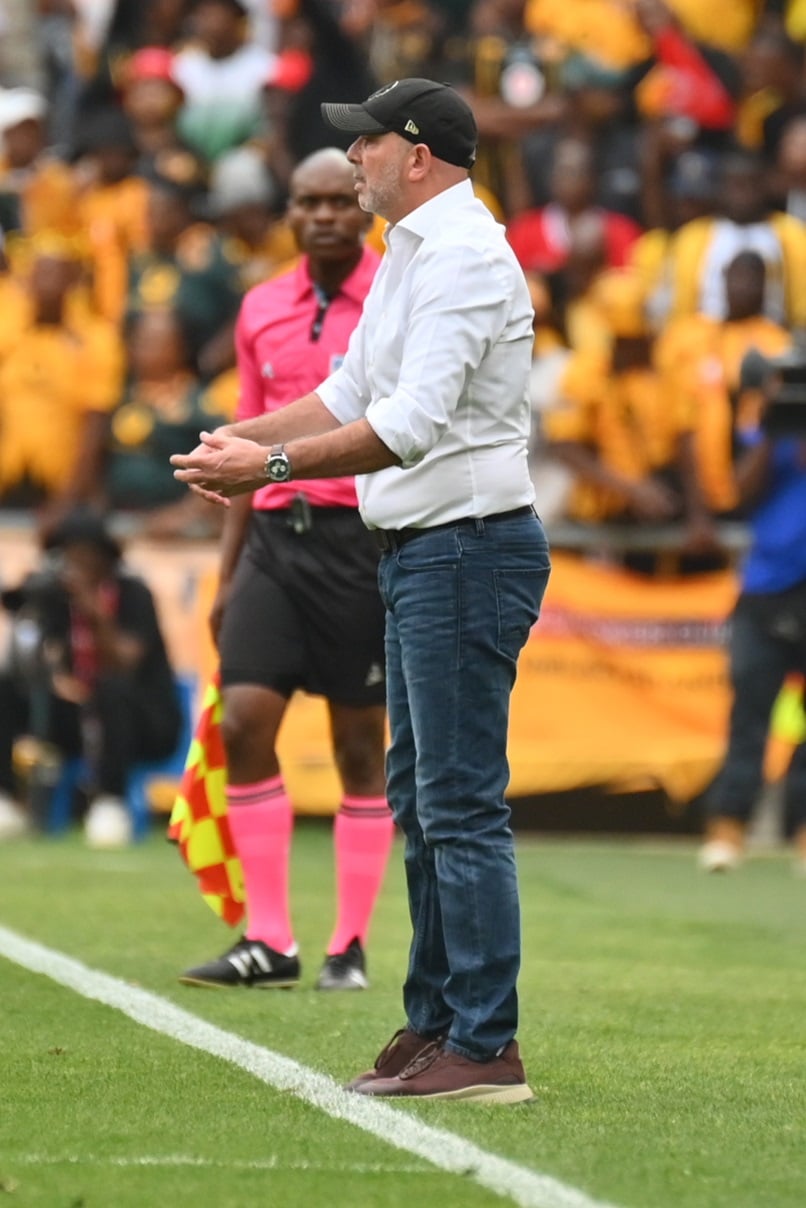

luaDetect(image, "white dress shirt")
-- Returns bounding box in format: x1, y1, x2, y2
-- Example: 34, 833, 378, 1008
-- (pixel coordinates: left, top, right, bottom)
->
316, 180, 536, 529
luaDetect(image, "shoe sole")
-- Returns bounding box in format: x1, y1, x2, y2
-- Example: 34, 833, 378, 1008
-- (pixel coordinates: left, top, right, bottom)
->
370, 1082, 535, 1104
177, 975, 299, 989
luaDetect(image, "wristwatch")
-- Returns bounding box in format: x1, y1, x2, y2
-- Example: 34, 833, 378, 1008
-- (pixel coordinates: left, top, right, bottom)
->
264, 444, 292, 483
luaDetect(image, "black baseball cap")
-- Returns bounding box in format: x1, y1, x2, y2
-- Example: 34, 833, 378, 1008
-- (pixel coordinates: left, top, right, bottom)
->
321, 78, 477, 170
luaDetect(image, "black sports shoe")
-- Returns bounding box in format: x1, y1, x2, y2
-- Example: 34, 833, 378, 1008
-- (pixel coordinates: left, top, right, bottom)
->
315, 937, 368, 990
179, 938, 301, 988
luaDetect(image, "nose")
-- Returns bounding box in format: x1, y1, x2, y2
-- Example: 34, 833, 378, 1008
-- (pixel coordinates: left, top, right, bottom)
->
310, 199, 337, 223
347, 137, 363, 164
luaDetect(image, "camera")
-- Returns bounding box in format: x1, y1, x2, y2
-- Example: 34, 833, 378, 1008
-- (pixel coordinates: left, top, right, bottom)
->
0, 554, 68, 686
0, 555, 65, 615
739, 345, 806, 435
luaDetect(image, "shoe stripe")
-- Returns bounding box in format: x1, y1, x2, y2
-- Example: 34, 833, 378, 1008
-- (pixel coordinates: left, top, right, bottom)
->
227, 952, 252, 978
248, 945, 274, 974
226, 946, 280, 979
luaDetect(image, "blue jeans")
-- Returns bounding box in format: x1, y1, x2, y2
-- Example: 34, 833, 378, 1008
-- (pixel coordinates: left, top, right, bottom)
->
378, 511, 551, 1060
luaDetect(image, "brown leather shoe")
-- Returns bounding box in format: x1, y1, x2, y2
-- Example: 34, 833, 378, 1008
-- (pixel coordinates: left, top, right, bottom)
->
355, 1039, 534, 1103
344, 1027, 435, 1091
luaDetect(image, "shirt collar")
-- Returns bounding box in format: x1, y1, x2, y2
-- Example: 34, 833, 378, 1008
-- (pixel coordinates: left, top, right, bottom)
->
393, 179, 475, 242
294, 245, 380, 304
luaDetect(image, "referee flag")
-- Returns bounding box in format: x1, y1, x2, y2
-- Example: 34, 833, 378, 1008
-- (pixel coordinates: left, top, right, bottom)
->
168, 673, 245, 925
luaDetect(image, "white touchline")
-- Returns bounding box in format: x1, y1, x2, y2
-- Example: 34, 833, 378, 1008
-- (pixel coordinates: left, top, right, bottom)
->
15, 1154, 432, 1174
13, 1153, 434, 1174
0, 925, 620, 1208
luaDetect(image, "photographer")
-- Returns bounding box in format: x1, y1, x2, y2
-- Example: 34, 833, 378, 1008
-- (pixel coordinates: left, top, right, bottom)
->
0, 509, 182, 847
700, 355, 806, 872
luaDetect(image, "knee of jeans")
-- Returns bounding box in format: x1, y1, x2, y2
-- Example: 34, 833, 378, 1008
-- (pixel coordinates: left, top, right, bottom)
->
418, 806, 506, 849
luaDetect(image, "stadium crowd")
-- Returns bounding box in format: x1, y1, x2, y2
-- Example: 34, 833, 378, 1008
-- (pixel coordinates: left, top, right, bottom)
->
0, 0, 805, 866
0, 0, 802, 549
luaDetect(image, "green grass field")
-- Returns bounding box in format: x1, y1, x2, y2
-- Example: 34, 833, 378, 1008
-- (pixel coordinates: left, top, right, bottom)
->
1, 821, 805, 1208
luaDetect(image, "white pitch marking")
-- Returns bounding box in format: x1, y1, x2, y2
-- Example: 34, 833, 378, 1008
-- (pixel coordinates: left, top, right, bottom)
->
14, 1153, 430, 1174
0, 925, 620, 1208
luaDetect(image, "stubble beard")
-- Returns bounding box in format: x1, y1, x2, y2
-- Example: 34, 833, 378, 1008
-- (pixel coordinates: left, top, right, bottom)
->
358, 158, 404, 222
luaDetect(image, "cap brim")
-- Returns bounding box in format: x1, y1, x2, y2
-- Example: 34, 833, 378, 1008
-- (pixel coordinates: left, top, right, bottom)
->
320, 102, 388, 135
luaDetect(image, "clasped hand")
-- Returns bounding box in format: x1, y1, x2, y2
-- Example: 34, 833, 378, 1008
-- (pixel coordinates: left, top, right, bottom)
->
170, 430, 266, 505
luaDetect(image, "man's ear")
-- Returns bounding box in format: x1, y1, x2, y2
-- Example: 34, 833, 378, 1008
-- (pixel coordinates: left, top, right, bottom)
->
408, 143, 432, 181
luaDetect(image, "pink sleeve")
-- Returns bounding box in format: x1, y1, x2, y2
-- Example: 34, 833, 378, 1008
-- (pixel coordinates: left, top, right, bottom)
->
234, 299, 264, 421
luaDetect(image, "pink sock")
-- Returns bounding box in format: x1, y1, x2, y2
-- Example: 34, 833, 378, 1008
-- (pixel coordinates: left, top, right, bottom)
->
327, 794, 394, 955
226, 776, 295, 954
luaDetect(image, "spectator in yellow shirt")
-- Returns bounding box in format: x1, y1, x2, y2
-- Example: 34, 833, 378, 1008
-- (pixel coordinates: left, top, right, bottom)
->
0, 86, 79, 240
667, 149, 806, 328
541, 268, 711, 555
628, 145, 718, 325
74, 107, 151, 323
656, 250, 791, 517
0, 234, 125, 534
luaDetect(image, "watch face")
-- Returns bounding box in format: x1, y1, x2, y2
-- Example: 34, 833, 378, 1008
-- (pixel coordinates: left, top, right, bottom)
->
266, 451, 291, 482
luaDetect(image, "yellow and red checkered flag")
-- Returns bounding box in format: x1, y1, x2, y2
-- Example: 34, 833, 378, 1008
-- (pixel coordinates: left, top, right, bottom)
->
168, 673, 245, 926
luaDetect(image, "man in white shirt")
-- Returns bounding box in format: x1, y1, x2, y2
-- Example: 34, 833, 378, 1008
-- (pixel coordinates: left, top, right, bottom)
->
171, 78, 551, 1103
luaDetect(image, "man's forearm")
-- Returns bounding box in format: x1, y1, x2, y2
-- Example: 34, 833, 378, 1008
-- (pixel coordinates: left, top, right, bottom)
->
172, 415, 401, 501
224, 392, 340, 444
287, 418, 400, 479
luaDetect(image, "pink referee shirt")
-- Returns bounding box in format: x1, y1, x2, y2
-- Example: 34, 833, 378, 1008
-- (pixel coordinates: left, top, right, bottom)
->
235, 245, 380, 510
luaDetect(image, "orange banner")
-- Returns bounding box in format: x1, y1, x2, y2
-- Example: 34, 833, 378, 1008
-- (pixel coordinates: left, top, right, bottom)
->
507, 553, 737, 803
3, 528, 800, 813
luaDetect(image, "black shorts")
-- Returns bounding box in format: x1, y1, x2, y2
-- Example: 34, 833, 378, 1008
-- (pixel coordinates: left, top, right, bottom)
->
218, 506, 386, 706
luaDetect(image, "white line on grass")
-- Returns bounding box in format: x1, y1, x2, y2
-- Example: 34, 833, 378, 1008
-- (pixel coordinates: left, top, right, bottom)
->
0, 925, 619, 1208
14, 1153, 432, 1174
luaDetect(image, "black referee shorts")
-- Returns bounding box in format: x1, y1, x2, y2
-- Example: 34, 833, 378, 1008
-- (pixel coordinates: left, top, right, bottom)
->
218, 506, 386, 707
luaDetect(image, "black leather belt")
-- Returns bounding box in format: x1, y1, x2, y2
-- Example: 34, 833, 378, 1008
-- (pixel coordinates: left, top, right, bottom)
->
373, 505, 535, 552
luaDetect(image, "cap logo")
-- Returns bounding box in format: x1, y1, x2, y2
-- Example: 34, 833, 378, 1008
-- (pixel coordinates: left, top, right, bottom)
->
403, 119, 419, 135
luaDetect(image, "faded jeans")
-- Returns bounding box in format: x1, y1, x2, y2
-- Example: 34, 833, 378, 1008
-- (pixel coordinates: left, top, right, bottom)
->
378, 511, 551, 1059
